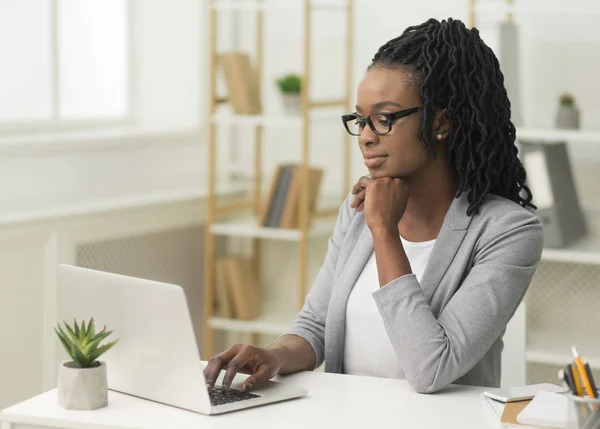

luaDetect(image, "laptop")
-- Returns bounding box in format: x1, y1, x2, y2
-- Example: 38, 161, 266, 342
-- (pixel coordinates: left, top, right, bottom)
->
56, 264, 308, 415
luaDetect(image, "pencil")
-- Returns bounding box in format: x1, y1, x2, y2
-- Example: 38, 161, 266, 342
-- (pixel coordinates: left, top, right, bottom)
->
571, 363, 584, 397
572, 346, 597, 399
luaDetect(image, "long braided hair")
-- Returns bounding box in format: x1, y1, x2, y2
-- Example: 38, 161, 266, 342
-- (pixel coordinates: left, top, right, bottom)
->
370, 18, 534, 216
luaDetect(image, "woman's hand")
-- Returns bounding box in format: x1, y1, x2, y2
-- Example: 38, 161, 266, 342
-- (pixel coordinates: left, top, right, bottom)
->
203, 343, 283, 392
350, 176, 410, 234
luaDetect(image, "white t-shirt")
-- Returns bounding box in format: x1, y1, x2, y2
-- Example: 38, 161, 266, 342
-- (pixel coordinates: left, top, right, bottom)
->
343, 236, 436, 378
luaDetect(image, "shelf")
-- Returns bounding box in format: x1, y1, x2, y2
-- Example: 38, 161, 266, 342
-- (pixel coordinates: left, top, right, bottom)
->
211, 215, 337, 241
211, 110, 344, 128
516, 128, 600, 145
210, 0, 348, 12
527, 329, 600, 368
208, 300, 296, 335
541, 210, 600, 264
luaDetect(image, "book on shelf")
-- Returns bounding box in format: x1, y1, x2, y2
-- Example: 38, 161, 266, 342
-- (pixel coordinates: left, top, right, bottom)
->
214, 256, 261, 321
218, 51, 262, 115
260, 164, 324, 229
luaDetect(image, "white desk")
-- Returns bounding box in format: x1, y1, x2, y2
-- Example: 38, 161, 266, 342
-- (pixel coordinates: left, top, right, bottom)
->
1, 370, 501, 429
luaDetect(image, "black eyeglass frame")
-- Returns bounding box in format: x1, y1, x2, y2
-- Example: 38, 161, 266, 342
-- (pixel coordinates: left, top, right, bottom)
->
341, 107, 422, 136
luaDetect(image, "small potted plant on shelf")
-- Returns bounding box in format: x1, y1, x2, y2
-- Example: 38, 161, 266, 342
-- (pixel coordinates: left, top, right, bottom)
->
54, 318, 118, 410
276, 73, 302, 116
555, 93, 580, 130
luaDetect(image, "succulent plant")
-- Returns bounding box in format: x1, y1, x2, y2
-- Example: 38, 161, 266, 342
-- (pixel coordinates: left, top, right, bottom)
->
559, 93, 575, 107
55, 318, 118, 368
276, 73, 302, 94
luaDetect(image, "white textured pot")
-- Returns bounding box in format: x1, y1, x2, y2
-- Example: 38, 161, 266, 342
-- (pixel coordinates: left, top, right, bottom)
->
281, 93, 301, 116
555, 105, 580, 130
57, 361, 108, 410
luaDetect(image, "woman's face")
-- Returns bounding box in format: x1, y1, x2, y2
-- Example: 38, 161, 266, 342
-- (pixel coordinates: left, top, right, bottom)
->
355, 66, 434, 180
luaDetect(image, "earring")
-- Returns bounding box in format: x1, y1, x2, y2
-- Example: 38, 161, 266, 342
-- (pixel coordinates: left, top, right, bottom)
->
437, 134, 443, 140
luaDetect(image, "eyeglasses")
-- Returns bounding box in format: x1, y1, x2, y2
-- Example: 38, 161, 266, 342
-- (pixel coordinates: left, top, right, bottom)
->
341, 107, 421, 136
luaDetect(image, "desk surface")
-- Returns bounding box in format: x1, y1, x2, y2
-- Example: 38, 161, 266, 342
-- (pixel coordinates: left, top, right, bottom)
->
1, 370, 501, 429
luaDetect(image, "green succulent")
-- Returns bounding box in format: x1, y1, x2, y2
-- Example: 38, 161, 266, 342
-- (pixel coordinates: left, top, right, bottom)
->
55, 318, 118, 368
559, 93, 575, 107
276, 73, 302, 94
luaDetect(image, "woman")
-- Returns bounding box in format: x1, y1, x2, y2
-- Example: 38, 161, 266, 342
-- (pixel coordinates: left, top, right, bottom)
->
204, 17, 543, 394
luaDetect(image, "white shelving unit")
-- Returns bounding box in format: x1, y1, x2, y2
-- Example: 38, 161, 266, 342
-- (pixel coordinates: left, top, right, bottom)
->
202, 0, 354, 356
209, 298, 297, 335
471, 0, 600, 384
516, 127, 600, 145
211, 109, 343, 128
210, 0, 347, 12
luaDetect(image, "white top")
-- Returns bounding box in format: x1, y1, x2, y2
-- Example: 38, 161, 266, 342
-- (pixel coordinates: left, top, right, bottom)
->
0, 368, 500, 429
343, 236, 437, 378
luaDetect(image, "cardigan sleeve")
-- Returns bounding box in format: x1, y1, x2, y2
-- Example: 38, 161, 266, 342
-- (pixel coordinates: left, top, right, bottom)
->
372, 208, 543, 393
281, 194, 356, 369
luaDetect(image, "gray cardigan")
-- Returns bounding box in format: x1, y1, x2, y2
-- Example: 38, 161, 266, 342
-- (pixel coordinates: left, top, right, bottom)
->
284, 192, 543, 393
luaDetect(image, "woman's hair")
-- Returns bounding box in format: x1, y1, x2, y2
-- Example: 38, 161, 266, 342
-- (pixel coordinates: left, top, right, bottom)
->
369, 18, 534, 216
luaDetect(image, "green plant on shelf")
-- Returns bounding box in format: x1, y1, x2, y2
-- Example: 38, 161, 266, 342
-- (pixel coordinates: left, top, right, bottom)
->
54, 318, 119, 368
276, 73, 302, 94
559, 93, 575, 107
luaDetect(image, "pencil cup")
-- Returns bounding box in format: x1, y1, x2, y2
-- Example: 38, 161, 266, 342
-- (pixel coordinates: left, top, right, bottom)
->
566, 395, 600, 429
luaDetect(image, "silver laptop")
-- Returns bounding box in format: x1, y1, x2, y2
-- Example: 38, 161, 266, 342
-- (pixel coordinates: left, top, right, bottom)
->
56, 264, 307, 415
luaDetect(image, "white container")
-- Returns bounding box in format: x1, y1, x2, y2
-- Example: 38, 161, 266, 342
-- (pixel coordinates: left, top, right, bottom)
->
566, 394, 600, 429
281, 93, 301, 116
57, 360, 108, 410
556, 105, 580, 130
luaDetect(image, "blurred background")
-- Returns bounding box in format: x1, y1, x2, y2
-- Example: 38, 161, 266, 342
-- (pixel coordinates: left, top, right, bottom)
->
1, 0, 599, 410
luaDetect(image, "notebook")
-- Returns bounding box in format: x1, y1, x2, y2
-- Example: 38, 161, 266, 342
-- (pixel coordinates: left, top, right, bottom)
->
516, 391, 568, 428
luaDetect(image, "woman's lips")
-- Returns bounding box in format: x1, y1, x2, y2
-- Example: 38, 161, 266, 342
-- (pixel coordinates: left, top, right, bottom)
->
364, 156, 388, 168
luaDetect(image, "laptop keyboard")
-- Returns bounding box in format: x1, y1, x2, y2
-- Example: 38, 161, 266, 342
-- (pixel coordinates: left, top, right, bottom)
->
209, 386, 260, 406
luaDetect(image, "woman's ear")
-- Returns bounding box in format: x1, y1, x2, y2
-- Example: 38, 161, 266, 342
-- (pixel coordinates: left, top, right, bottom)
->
433, 108, 451, 140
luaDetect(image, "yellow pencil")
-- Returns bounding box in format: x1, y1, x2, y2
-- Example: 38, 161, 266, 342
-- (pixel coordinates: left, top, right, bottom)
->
572, 346, 597, 398
571, 363, 584, 397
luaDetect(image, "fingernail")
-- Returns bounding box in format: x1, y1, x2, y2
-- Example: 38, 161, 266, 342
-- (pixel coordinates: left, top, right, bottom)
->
245, 383, 253, 392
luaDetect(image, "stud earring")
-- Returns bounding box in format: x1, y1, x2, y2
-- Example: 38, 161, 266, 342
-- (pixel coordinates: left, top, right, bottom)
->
437, 134, 443, 140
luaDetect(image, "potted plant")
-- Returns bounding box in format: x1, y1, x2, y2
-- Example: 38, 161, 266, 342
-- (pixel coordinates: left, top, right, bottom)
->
54, 318, 118, 410
276, 73, 302, 115
555, 93, 580, 130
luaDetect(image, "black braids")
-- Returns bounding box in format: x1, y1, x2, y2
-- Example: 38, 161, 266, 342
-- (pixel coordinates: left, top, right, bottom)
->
369, 18, 535, 215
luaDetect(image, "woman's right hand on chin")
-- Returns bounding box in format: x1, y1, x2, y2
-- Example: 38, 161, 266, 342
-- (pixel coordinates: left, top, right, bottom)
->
203, 343, 284, 393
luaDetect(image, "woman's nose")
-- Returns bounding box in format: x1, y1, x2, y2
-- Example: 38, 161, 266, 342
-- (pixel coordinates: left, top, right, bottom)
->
358, 124, 379, 147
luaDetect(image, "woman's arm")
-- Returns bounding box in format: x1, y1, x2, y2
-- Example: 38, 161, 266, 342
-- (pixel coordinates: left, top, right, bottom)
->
372, 209, 543, 393
268, 336, 316, 375
281, 192, 357, 369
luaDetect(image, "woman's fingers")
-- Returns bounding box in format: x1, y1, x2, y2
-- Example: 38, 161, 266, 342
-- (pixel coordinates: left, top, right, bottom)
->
221, 351, 253, 392
203, 345, 242, 390
241, 364, 272, 392
351, 188, 366, 210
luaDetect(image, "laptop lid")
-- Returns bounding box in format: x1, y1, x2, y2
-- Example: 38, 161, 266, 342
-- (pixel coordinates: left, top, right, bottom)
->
57, 264, 212, 414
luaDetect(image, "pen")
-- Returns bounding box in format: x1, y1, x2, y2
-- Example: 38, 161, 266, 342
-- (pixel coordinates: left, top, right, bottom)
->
573, 346, 597, 399
559, 369, 574, 394
564, 364, 578, 396
584, 361, 599, 398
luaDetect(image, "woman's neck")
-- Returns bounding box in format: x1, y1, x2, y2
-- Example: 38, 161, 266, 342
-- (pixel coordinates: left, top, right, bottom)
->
398, 164, 457, 242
